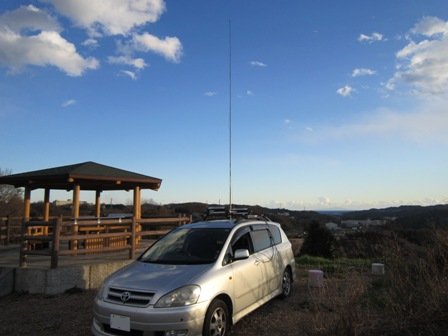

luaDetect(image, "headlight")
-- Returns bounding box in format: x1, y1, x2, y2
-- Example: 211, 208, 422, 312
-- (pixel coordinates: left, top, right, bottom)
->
154, 285, 201, 308
95, 281, 109, 301
96, 272, 116, 301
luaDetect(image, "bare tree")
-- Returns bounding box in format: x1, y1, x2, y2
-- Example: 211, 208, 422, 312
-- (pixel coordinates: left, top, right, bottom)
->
0, 168, 23, 216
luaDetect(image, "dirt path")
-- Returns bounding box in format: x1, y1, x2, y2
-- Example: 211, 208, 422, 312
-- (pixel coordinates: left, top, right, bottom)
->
0, 279, 312, 336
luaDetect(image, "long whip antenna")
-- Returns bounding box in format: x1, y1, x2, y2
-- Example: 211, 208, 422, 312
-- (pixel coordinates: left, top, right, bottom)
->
228, 20, 233, 215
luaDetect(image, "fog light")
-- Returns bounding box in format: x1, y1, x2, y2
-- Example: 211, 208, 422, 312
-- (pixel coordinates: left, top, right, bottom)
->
164, 330, 188, 336
92, 318, 103, 331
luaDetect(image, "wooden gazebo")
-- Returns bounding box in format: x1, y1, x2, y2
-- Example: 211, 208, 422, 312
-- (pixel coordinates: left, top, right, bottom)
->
0, 162, 172, 266
0, 161, 162, 221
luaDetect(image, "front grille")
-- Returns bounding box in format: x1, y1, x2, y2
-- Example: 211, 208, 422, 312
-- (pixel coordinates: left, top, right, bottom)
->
106, 287, 155, 307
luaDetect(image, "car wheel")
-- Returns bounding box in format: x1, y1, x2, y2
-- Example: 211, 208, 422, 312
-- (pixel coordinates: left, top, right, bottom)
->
280, 268, 292, 298
203, 299, 230, 336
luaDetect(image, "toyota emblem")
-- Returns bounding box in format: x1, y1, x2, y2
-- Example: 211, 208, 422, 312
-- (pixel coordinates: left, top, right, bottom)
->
120, 291, 131, 303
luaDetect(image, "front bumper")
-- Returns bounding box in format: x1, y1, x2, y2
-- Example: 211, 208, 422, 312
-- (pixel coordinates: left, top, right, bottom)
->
92, 297, 210, 336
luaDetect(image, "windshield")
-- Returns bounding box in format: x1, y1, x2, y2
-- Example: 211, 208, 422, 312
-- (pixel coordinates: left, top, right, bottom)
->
139, 228, 231, 265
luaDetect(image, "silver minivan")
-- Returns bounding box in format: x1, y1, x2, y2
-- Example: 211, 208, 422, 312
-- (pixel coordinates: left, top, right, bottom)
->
92, 217, 295, 336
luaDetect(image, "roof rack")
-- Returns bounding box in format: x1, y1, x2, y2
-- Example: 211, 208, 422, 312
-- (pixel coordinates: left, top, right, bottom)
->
246, 214, 272, 222
204, 205, 249, 220
205, 206, 228, 219
229, 207, 249, 218
203, 206, 271, 222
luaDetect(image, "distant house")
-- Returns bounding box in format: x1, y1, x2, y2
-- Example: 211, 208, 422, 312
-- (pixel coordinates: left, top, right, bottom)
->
341, 219, 386, 228
278, 211, 290, 217
53, 199, 72, 206
325, 222, 339, 231
340, 220, 359, 228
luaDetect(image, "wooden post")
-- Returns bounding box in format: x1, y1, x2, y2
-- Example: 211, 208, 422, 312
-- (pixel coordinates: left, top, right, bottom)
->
95, 190, 101, 218
24, 187, 31, 221
104, 222, 109, 248
129, 217, 136, 259
24, 187, 31, 237
72, 184, 80, 218
133, 186, 141, 246
72, 184, 80, 255
6, 215, 10, 246
44, 188, 50, 235
51, 216, 62, 269
133, 186, 141, 219
19, 220, 28, 267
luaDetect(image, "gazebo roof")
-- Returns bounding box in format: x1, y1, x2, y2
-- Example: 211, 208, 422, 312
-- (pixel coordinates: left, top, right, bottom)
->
0, 161, 162, 191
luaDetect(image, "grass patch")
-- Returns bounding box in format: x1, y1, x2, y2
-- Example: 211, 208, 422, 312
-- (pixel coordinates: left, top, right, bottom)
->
296, 254, 371, 274
300, 230, 448, 336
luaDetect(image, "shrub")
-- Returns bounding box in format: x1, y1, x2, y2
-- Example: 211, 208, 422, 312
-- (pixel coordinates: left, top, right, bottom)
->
372, 230, 448, 335
300, 221, 336, 259
304, 229, 448, 336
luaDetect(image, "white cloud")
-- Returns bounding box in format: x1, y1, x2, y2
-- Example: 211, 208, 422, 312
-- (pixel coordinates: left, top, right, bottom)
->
250, 61, 267, 67
108, 55, 147, 69
130, 33, 182, 62
358, 32, 384, 43
388, 16, 448, 95
44, 0, 166, 36
352, 68, 376, 77
204, 91, 217, 97
305, 127, 314, 132
0, 5, 60, 33
82, 38, 99, 48
120, 70, 137, 80
0, 4, 98, 76
0, 2, 179, 76
246, 90, 254, 96
264, 197, 447, 211
0, 29, 99, 76
336, 85, 354, 97
411, 16, 448, 37
62, 99, 76, 107
283, 119, 293, 130
304, 100, 448, 145
318, 196, 331, 206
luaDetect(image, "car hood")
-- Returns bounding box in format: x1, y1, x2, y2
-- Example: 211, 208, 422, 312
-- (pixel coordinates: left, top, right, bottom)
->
106, 261, 212, 297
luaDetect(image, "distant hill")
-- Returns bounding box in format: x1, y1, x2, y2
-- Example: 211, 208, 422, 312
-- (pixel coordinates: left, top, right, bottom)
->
342, 204, 448, 229
153, 202, 335, 235
105, 201, 448, 231
33, 200, 448, 232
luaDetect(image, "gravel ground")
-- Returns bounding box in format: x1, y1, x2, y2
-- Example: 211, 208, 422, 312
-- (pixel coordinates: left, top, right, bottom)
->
0, 278, 314, 336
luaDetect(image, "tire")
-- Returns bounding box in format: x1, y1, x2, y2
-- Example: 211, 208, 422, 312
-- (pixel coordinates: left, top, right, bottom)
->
203, 299, 230, 336
280, 268, 292, 298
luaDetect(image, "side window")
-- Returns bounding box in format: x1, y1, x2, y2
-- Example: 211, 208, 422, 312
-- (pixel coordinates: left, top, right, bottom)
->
232, 232, 253, 254
269, 225, 282, 245
223, 231, 254, 266
251, 229, 272, 252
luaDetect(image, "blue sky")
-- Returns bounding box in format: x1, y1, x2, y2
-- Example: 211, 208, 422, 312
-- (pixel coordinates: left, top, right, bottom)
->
1, 1, 448, 210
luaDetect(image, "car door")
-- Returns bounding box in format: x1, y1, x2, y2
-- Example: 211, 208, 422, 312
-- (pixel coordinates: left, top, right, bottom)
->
229, 229, 264, 314
250, 227, 278, 297
267, 224, 285, 291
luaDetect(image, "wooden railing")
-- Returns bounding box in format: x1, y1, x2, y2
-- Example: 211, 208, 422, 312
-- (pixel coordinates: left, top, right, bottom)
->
18, 215, 191, 268
1, 216, 22, 245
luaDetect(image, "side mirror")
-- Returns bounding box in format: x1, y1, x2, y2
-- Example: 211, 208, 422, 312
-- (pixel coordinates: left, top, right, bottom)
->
234, 249, 250, 260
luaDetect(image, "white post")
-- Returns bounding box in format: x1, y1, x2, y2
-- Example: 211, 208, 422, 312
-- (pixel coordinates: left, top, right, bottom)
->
371, 263, 385, 275
308, 270, 324, 287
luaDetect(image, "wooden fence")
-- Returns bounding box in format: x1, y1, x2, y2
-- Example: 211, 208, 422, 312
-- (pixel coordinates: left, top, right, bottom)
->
18, 215, 191, 268
0, 216, 22, 245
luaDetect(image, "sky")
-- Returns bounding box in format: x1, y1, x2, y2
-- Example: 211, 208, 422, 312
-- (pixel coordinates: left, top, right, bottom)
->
1, 0, 448, 211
